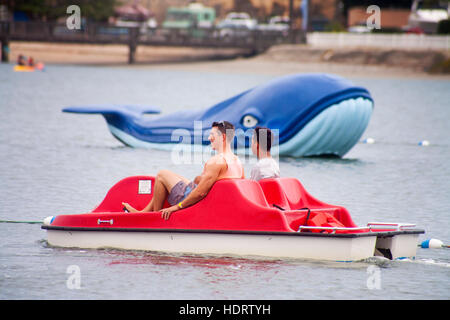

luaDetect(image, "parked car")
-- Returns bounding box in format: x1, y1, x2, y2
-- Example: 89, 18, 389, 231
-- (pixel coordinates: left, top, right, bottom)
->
257, 16, 289, 36
214, 23, 253, 40
217, 12, 257, 29
347, 23, 372, 33
407, 0, 449, 34
214, 12, 257, 41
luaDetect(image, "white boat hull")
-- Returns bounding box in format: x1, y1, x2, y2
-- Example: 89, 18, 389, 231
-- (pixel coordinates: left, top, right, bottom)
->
375, 233, 421, 260
46, 228, 379, 261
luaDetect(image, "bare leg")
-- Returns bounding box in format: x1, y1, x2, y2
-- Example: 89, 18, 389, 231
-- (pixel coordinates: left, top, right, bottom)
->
148, 177, 168, 211
144, 170, 189, 211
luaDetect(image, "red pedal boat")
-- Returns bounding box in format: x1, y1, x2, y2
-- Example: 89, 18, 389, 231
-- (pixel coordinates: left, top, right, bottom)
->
42, 176, 424, 261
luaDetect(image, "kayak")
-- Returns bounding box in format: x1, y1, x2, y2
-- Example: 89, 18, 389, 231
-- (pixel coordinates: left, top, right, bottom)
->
14, 65, 35, 72
14, 62, 45, 72
42, 176, 424, 261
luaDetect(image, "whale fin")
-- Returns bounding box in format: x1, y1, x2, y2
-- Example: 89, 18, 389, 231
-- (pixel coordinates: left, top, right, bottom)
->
62, 104, 161, 117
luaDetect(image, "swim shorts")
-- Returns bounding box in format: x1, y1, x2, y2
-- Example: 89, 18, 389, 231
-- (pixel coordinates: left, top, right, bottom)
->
167, 181, 197, 206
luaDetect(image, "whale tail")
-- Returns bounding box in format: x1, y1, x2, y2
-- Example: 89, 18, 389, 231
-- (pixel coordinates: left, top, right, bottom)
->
62, 104, 161, 147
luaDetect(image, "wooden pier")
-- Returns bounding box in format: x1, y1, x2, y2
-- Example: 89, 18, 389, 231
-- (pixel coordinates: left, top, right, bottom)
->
0, 21, 305, 64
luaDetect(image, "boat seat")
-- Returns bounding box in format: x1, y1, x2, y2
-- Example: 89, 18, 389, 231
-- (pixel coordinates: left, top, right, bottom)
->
258, 178, 292, 210
204, 179, 269, 208
278, 178, 309, 209
259, 178, 358, 228
91, 176, 269, 213
259, 177, 316, 210
92, 176, 163, 213
84, 175, 361, 232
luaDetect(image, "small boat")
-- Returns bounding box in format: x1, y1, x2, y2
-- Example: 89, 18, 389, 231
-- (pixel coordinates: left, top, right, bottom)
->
14, 65, 35, 72
42, 176, 424, 261
13, 63, 45, 72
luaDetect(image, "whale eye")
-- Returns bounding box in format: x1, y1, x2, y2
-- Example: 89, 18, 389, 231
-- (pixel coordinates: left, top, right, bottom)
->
242, 115, 258, 128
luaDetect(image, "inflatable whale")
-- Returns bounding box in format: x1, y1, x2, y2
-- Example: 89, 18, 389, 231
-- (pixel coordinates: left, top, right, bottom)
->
63, 73, 373, 157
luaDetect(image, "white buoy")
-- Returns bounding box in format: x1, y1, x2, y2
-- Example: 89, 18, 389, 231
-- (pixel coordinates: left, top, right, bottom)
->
420, 238, 444, 248
363, 138, 375, 144
43, 216, 54, 226
418, 140, 430, 146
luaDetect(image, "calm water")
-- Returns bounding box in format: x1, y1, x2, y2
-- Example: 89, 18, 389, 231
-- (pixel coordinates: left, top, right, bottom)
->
0, 63, 449, 300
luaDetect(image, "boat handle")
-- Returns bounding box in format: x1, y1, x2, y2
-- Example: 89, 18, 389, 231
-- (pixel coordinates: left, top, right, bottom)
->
97, 219, 113, 225
367, 222, 416, 230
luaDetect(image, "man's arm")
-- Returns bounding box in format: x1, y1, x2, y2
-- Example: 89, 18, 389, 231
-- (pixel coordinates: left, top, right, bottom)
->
159, 159, 225, 220
180, 160, 223, 208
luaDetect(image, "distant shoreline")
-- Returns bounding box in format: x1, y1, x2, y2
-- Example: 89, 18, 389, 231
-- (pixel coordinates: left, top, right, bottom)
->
9, 41, 450, 79
9, 41, 246, 65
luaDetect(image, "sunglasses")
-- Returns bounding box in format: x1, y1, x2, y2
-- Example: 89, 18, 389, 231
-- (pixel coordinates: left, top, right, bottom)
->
212, 121, 226, 128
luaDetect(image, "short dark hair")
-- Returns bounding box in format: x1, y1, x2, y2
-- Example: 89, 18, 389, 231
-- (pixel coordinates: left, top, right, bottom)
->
212, 121, 235, 141
253, 126, 273, 152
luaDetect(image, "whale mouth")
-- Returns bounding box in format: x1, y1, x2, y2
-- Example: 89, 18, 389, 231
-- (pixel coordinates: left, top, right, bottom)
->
275, 97, 373, 157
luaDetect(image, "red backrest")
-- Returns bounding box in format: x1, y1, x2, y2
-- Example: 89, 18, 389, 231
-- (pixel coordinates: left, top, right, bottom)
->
92, 176, 158, 213
91, 176, 268, 213
277, 178, 306, 209
258, 178, 291, 210
204, 179, 269, 209
259, 178, 358, 228
179, 178, 288, 231
259, 177, 323, 210
278, 178, 330, 209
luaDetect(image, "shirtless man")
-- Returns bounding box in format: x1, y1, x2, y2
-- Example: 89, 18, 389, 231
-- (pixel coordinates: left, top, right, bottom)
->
122, 121, 244, 220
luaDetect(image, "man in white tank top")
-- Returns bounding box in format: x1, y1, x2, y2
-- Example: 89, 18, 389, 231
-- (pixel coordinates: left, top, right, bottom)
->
122, 121, 244, 219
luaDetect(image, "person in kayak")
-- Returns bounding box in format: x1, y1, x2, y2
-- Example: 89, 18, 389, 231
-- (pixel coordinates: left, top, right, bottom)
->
122, 121, 244, 220
27, 56, 35, 67
250, 126, 280, 181
17, 54, 26, 66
